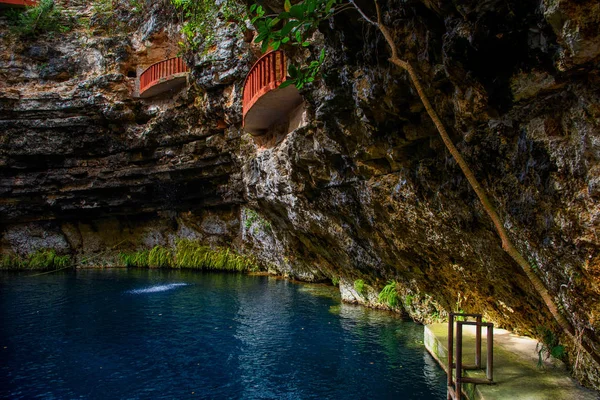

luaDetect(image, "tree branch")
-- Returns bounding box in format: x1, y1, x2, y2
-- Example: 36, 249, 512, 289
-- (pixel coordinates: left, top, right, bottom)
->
348, 0, 377, 26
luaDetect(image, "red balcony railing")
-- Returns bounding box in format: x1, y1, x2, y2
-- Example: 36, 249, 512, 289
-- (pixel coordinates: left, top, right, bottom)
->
242, 51, 287, 123
0, 0, 37, 6
139, 57, 189, 97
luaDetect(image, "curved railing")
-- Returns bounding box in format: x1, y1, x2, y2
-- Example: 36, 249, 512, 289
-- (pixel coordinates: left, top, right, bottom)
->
242, 51, 287, 123
139, 57, 189, 97
0, 0, 37, 6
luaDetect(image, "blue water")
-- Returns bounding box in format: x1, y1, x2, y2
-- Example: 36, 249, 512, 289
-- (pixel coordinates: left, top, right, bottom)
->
0, 270, 446, 399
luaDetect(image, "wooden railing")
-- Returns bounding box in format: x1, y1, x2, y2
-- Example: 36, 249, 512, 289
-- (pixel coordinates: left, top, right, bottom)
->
0, 0, 38, 6
242, 51, 287, 122
139, 57, 189, 97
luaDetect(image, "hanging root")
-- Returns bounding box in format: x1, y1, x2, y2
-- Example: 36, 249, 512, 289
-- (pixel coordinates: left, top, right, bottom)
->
348, 0, 600, 369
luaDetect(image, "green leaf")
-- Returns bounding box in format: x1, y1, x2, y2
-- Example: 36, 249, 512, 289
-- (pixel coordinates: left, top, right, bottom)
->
249, 4, 257, 12
284, 0, 291, 12
254, 32, 268, 43
261, 40, 270, 53
302, 41, 310, 47
326, 0, 335, 13
271, 40, 281, 50
280, 20, 300, 36
295, 30, 302, 43
288, 64, 298, 78
269, 17, 280, 28
289, 4, 305, 19
281, 37, 290, 44
319, 48, 325, 63
279, 79, 295, 89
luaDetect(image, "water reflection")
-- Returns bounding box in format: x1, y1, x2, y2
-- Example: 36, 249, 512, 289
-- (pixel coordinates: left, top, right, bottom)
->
127, 283, 189, 294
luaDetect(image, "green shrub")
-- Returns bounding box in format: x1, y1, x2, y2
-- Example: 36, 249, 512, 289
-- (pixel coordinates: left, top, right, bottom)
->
354, 279, 365, 295
536, 327, 566, 367
119, 251, 149, 267
7, 0, 72, 37
148, 246, 173, 268
244, 209, 273, 234
378, 280, 399, 307
0, 249, 71, 270
1, 254, 23, 269
244, 209, 259, 229
171, 0, 246, 51
331, 276, 339, 286
120, 240, 258, 272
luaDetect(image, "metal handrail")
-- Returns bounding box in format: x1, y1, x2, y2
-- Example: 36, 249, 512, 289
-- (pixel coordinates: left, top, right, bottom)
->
242, 50, 287, 123
139, 57, 189, 96
447, 313, 494, 400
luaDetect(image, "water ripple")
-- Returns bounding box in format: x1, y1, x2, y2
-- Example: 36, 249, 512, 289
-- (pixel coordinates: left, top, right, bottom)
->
126, 283, 188, 294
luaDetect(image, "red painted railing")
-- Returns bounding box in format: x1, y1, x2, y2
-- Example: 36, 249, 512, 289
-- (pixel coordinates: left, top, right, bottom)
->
139, 57, 189, 96
242, 51, 287, 122
0, 0, 38, 6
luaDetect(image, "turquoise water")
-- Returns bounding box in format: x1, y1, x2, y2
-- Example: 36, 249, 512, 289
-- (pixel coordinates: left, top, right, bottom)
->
0, 270, 446, 399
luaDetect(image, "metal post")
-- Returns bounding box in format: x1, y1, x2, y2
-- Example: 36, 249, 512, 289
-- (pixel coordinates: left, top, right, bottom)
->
456, 322, 463, 400
487, 323, 493, 381
448, 313, 454, 399
476, 315, 482, 369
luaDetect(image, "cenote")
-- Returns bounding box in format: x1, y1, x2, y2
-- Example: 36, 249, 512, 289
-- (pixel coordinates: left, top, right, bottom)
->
0, 270, 446, 399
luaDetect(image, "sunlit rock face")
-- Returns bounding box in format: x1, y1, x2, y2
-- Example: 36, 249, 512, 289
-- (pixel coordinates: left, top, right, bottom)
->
1, 0, 599, 390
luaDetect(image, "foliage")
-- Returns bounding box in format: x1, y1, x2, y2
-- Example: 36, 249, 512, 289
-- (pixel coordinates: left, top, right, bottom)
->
331, 276, 339, 286
536, 327, 566, 367
148, 246, 173, 268
0, 249, 71, 270
245, 208, 259, 229
378, 280, 399, 307
120, 250, 149, 267
6, 0, 72, 37
119, 240, 258, 272
172, 0, 246, 51
244, 208, 272, 234
89, 0, 117, 32
354, 279, 365, 295
1, 254, 22, 269
88, 0, 145, 34
249, 0, 336, 89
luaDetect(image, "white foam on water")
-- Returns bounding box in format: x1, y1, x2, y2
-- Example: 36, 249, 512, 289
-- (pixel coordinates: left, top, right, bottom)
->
127, 283, 188, 294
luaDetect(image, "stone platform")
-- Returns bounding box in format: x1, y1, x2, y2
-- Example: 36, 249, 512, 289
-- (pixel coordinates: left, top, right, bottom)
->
424, 323, 598, 399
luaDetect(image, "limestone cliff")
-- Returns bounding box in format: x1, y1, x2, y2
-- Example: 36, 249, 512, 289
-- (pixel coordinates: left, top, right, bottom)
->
0, 0, 599, 390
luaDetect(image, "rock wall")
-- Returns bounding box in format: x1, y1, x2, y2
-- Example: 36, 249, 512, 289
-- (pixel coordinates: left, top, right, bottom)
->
238, 0, 600, 388
1, 0, 599, 390
0, 0, 248, 260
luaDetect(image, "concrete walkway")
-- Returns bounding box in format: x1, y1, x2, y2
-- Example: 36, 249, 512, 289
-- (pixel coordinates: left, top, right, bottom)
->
424, 323, 599, 400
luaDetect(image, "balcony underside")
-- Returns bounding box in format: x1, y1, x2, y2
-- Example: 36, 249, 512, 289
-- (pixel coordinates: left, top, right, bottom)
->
0, 0, 36, 6
139, 73, 188, 99
244, 85, 303, 136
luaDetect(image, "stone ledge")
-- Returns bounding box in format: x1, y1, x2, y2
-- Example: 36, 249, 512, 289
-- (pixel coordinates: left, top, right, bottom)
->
424, 323, 598, 400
